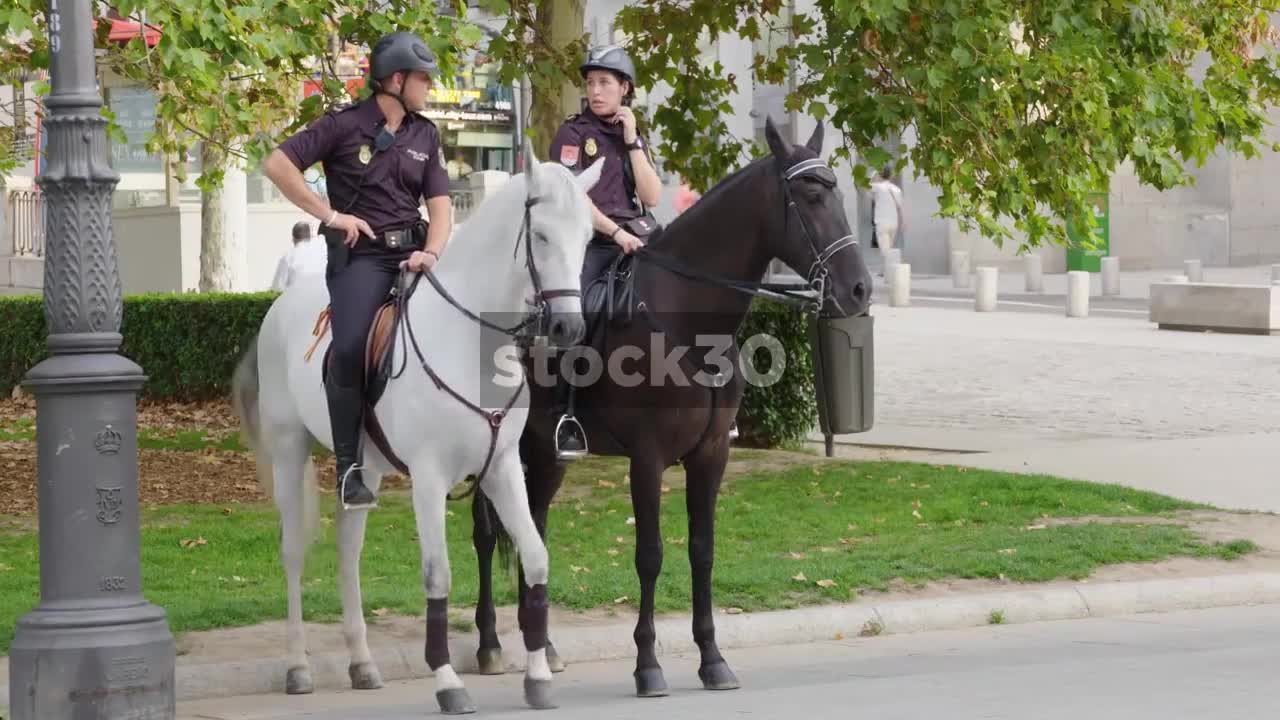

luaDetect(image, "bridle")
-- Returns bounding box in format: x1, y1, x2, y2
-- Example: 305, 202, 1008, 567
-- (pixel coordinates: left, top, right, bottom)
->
778, 157, 860, 316
383, 183, 582, 497
635, 155, 860, 316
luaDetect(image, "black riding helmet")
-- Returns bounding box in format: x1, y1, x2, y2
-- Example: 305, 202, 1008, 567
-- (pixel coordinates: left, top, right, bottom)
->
580, 45, 636, 100
368, 31, 438, 113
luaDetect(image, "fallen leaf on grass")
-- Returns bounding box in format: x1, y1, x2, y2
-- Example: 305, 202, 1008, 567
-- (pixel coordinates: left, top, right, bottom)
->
570, 565, 591, 574
1025, 524, 1047, 531
726, 607, 744, 615
614, 596, 629, 604
912, 510, 923, 520
607, 548, 619, 556
787, 551, 806, 560
626, 517, 636, 526
792, 572, 808, 583
818, 547, 837, 553
597, 479, 617, 489
816, 579, 837, 588
998, 548, 1017, 556
179, 537, 208, 549
372, 608, 389, 617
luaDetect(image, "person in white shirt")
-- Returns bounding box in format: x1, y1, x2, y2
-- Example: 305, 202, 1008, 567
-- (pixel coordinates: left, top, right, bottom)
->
271, 221, 328, 291
869, 166, 905, 276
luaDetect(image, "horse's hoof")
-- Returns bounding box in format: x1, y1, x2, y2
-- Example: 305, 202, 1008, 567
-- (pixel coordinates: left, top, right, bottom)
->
698, 661, 741, 691
349, 661, 384, 690
285, 666, 314, 695
524, 677, 557, 710
634, 666, 669, 698
476, 647, 505, 675
546, 642, 566, 674
436, 687, 477, 715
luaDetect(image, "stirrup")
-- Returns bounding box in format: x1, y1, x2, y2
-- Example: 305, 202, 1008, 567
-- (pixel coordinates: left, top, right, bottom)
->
339, 464, 378, 511
554, 414, 588, 460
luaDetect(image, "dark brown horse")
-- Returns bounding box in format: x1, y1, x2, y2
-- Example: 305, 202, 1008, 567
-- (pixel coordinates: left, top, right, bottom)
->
471, 116, 872, 697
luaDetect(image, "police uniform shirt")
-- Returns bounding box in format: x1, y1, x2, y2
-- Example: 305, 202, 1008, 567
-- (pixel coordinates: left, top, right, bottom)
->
548, 111, 649, 222
279, 97, 450, 241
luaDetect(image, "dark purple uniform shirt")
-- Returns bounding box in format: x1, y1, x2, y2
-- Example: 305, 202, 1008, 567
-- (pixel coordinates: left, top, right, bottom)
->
279, 97, 450, 240
548, 110, 650, 225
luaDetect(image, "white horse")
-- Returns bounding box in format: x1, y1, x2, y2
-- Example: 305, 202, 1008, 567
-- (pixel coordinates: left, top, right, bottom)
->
232, 143, 603, 714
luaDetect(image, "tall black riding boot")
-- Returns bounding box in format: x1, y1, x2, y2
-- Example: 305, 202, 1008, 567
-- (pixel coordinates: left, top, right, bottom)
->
326, 379, 378, 510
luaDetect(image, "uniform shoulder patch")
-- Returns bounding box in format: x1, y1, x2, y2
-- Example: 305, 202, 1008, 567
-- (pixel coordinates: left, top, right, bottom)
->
559, 144, 580, 167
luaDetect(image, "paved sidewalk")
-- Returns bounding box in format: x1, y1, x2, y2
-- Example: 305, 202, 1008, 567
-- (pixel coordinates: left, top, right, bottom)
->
812, 304, 1280, 511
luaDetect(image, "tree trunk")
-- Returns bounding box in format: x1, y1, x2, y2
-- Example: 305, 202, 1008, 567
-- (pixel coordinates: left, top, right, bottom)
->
198, 143, 227, 292
529, 0, 586, 157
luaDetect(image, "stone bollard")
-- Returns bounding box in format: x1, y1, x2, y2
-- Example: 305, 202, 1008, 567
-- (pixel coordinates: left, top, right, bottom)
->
883, 249, 901, 284
951, 250, 971, 289
1067, 270, 1090, 317
1184, 259, 1203, 282
975, 266, 998, 312
1271, 264, 1280, 284
1024, 254, 1044, 293
890, 263, 911, 307
1101, 256, 1120, 296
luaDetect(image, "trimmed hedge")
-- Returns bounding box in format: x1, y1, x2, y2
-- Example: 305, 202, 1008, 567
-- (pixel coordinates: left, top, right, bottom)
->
735, 298, 818, 448
1, 293, 278, 402
0, 292, 818, 447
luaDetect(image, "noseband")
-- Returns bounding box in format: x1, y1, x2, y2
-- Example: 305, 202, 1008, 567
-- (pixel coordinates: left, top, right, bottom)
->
780, 157, 860, 314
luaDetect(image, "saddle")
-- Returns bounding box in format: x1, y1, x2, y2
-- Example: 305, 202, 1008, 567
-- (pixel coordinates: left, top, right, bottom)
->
581, 251, 641, 354
303, 282, 413, 475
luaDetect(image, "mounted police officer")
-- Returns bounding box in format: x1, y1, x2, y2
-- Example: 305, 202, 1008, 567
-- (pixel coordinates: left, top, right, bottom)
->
545, 45, 664, 457
263, 31, 453, 510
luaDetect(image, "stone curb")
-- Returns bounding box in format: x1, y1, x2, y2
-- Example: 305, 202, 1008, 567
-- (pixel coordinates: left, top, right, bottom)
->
8, 572, 1280, 706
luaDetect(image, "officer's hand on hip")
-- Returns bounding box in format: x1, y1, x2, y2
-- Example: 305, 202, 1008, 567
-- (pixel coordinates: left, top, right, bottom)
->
400, 250, 437, 274
329, 213, 376, 247
614, 229, 644, 255
612, 107, 638, 144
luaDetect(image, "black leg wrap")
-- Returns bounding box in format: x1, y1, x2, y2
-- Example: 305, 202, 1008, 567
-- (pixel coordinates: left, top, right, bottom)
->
518, 583, 549, 652
425, 598, 451, 671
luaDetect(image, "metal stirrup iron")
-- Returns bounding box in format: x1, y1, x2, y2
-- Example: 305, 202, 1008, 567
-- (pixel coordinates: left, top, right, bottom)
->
339, 464, 377, 511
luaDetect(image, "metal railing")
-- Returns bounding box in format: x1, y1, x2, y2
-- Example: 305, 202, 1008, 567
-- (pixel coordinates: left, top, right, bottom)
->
7, 189, 45, 258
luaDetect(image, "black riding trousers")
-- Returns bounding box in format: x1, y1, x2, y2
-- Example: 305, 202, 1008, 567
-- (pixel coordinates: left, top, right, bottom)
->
326, 251, 405, 389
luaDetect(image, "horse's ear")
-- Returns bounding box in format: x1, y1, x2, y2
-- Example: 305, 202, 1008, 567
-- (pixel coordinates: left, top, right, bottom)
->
765, 115, 791, 161
524, 136, 542, 191
577, 156, 605, 192
524, 135, 540, 167
805, 121, 825, 154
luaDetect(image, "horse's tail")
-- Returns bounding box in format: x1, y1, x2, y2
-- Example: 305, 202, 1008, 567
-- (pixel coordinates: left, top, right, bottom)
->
232, 331, 320, 544
474, 489, 520, 586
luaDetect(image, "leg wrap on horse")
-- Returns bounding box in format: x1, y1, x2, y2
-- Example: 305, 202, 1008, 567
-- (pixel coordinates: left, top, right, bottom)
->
517, 583, 549, 652
425, 598, 451, 670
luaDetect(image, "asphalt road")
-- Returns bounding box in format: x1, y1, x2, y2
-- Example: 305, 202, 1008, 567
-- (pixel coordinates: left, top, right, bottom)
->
179, 603, 1280, 719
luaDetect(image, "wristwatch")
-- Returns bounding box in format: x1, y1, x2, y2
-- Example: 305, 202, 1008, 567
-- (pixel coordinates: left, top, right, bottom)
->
625, 138, 643, 151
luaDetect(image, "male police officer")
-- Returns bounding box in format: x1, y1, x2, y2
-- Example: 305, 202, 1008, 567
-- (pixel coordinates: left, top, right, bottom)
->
263, 31, 452, 509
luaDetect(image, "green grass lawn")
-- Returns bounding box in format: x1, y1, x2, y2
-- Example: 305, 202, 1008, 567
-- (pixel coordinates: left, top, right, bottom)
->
0, 460, 1254, 654
0, 417, 243, 452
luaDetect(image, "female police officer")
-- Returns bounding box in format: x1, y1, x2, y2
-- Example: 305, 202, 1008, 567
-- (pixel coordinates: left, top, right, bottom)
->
545, 45, 664, 456
263, 31, 452, 510
549, 44, 662, 287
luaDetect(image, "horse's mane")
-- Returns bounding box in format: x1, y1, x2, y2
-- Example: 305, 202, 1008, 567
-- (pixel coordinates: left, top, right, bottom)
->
656, 143, 820, 244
